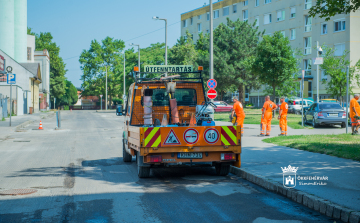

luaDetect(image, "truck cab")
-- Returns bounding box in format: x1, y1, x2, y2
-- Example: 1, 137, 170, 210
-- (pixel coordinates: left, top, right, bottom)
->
121, 66, 241, 178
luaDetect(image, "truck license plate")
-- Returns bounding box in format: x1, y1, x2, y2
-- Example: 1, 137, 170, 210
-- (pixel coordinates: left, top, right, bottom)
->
177, 152, 203, 159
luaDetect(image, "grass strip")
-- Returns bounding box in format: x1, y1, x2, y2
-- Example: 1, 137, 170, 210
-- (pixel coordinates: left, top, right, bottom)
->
263, 134, 360, 161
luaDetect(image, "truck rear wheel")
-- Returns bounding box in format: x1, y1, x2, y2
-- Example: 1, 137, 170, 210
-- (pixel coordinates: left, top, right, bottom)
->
137, 152, 150, 178
215, 163, 230, 176
123, 139, 132, 162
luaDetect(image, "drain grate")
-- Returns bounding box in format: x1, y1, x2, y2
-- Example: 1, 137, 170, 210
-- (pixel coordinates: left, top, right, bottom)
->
0, 189, 37, 196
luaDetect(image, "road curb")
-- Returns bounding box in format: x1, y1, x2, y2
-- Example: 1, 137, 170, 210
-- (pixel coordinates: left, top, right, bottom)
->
230, 166, 359, 223
14, 112, 56, 131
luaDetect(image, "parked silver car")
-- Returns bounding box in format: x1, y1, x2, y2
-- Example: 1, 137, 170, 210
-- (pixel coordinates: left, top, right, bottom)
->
288, 98, 314, 115
304, 102, 346, 128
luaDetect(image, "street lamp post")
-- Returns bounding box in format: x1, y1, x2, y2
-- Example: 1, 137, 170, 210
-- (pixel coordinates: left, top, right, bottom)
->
105, 65, 108, 110
316, 41, 320, 103
130, 43, 140, 78
123, 52, 126, 99
152, 16, 167, 76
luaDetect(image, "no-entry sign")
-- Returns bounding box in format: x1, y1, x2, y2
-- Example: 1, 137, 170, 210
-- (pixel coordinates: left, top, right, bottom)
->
207, 89, 217, 100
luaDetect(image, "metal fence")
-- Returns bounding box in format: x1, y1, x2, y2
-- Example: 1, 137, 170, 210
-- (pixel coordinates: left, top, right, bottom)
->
69, 105, 118, 110
0, 95, 8, 119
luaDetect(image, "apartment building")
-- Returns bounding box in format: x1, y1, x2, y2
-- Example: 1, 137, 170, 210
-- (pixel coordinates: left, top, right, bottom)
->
181, 0, 360, 104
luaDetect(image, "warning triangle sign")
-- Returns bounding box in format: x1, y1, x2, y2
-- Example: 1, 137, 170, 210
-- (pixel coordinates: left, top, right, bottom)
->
164, 129, 181, 145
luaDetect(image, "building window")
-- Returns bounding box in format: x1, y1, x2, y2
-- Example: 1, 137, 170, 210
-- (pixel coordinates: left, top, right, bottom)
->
305, 15, 312, 32
280, 30, 286, 37
304, 59, 312, 76
290, 29, 296, 40
305, 0, 312, 9
264, 13, 272, 24
334, 19, 345, 32
198, 15, 202, 20
27, 47, 31, 61
255, 0, 259, 7
190, 17, 193, 25
223, 7, 229, 16
233, 4, 237, 13
255, 16, 259, 26
308, 81, 313, 97
304, 37, 312, 55
207, 12, 210, 21
277, 10, 285, 21
183, 20, 187, 27
213, 10, 219, 19
244, 0, 248, 6
334, 43, 345, 56
206, 29, 209, 33
321, 23, 327, 35
198, 23, 202, 32
265, 0, 271, 4
290, 7, 296, 18
243, 10, 248, 21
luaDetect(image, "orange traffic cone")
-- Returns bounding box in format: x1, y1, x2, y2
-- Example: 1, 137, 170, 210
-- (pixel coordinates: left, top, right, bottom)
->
189, 113, 196, 127
38, 120, 43, 130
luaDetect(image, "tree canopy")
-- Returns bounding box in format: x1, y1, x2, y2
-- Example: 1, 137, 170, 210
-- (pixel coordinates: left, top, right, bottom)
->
320, 46, 360, 103
27, 28, 67, 101
252, 31, 299, 102
309, 0, 360, 21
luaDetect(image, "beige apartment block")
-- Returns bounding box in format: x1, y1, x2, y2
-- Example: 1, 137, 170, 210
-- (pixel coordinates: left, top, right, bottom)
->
181, 0, 360, 104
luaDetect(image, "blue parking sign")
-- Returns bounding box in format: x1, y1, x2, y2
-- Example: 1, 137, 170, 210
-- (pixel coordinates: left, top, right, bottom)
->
7, 73, 16, 84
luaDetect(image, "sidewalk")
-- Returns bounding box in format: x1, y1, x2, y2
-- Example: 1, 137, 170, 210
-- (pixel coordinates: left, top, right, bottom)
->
0, 111, 55, 138
216, 121, 360, 222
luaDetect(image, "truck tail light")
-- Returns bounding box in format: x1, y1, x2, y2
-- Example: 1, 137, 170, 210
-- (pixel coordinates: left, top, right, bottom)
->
318, 112, 323, 117
148, 155, 162, 163
221, 153, 236, 161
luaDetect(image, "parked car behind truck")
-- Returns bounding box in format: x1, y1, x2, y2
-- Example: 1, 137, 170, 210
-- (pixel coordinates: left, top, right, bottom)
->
304, 102, 346, 128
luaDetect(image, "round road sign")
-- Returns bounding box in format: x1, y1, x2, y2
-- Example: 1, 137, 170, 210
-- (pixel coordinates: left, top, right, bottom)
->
207, 89, 217, 100
207, 79, 217, 89
204, 128, 219, 144
183, 128, 199, 144
6, 66, 12, 73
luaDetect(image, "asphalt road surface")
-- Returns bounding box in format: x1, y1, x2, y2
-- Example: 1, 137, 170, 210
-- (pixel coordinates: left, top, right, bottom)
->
0, 111, 333, 223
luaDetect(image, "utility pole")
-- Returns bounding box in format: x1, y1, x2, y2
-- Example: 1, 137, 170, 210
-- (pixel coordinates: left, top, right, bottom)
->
123, 53, 126, 98
209, 0, 214, 82
346, 66, 349, 134
316, 41, 320, 103
105, 65, 108, 110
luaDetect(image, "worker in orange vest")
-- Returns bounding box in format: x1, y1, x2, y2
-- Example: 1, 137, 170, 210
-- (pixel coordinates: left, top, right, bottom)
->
231, 96, 245, 136
350, 94, 360, 135
260, 95, 277, 136
278, 96, 288, 136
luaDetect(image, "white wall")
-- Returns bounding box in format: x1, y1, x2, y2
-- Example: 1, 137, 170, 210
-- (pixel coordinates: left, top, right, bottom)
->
27, 35, 35, 62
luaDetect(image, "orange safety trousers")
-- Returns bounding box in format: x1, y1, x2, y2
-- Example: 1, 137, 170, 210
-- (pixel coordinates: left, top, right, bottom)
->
261, 112, 272, 136
279, 115, 287, 135
236, 116, 245, 135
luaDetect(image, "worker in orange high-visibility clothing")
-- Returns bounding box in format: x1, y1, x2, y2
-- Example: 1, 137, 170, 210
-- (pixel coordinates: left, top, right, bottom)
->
231, 96, 245, 136
260, 95, 277, 136
278, 96, 288, 136
350, 94, 360, 135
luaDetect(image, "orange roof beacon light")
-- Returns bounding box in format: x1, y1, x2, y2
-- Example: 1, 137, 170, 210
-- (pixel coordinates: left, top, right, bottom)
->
134, 66, 139, 72
198, 66, 203, 71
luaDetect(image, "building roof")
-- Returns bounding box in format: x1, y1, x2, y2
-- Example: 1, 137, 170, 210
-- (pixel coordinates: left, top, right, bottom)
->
19, 63, 42, 81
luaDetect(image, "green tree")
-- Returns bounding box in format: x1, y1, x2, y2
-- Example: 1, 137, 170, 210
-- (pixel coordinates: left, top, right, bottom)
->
27, 28, 67, 103
320, 46, 360, 104
57, 80, 78, 107
252, 31, 299, 102
309, 0, 360, 21
197, 18, 264, 104
79, 37, 125, 107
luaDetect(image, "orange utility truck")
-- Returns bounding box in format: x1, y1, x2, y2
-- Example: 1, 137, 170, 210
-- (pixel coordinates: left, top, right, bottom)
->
120, 65, 241, 178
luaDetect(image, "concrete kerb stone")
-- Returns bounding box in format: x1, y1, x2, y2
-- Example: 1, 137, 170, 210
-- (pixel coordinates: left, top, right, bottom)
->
349, 212, 360, 223
14, 112, 56, 131
230, 166, 358, 223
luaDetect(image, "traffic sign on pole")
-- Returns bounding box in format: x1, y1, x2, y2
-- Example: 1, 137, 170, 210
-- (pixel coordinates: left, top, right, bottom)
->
7, 73, 15, 84
207, 79, 217, 89
207, 89, 217, 100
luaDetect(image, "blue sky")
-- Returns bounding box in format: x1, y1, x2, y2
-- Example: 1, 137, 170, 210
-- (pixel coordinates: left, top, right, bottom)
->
28, 0, 206, 88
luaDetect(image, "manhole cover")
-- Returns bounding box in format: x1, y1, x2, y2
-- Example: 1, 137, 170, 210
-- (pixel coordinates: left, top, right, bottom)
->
0, 189, 37, 196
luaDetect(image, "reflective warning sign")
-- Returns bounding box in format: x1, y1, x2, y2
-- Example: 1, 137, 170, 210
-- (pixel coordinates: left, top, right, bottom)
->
164, 129, 181, 145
